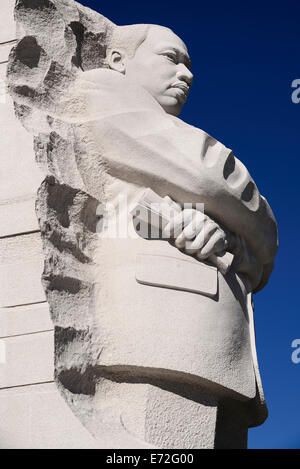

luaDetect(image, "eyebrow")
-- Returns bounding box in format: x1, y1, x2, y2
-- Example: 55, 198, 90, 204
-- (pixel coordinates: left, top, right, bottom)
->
158, 46, 192, 69
182, 54, 192, 70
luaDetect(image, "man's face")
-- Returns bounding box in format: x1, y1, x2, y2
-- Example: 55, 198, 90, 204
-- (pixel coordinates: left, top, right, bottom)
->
124, 26, 193, 116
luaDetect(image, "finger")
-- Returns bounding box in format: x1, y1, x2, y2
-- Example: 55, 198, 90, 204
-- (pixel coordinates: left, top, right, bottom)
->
163, 195, 182, 213
163, 209, 200, 240
175, 209, 203, 247
162, 220, 172, 239
182, 212, 205, 240
175, 230, 186, 248
162, 219, 174, 238
200, 230, 227, 258
173, 209, 197, 238
162, 211, 184, 238
185, 221, 217, 253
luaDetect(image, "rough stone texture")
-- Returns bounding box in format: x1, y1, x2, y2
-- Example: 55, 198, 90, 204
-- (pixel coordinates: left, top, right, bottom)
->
0, 0, 104, 449
5, 0, 278, 448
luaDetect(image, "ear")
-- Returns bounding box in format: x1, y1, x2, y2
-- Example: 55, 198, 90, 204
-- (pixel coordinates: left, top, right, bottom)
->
107, 49, 126, 74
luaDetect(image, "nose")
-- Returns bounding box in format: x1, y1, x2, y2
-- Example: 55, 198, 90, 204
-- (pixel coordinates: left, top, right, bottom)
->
176, 64, 193, 87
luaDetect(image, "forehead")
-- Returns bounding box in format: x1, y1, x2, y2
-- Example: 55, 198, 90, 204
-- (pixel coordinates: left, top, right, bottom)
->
143, 26, 190, 59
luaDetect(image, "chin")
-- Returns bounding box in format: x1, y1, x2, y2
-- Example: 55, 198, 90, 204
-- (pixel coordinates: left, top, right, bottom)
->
164, 103, 183, 116
160, 99, 183, 116
157, 95, 184, 116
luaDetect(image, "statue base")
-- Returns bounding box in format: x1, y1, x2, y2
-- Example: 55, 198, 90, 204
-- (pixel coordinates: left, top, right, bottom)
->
80, 377, 250, 449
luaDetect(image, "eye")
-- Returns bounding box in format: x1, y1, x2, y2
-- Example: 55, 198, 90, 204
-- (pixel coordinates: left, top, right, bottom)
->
163, 52, 178, 63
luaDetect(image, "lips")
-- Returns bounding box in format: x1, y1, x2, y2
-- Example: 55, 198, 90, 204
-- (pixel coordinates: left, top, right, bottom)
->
171, 82, 190, 97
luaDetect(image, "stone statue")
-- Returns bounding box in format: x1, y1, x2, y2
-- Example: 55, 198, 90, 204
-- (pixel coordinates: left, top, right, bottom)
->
7, 0, 278, 448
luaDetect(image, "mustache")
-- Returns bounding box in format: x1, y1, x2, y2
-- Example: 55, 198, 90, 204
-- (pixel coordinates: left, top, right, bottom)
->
170, 81, 190, 95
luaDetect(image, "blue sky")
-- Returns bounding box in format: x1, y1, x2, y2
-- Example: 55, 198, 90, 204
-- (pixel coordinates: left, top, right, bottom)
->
79, 0, 300, 448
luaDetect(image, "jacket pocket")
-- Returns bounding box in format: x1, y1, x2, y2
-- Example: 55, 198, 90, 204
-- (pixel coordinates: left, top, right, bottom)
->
135, 253, 218, 298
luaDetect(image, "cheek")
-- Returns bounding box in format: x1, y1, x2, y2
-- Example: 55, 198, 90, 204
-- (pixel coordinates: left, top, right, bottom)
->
156, 59, 176, 77
125, 57, 176, 97
151, 63, 177, 89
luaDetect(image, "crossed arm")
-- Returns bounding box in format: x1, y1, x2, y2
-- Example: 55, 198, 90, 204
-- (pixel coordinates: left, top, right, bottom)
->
72, 106, 278, 292
161, 196, 264, 292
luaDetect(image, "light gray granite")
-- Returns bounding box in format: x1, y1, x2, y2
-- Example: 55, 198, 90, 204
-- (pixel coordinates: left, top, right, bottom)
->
4, 0, 278, 448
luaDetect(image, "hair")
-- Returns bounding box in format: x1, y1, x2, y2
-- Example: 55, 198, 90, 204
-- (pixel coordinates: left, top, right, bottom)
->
106, 24, 151, 61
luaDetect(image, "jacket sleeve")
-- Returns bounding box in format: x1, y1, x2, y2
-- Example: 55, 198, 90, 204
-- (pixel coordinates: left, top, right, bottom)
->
74, 110, 278, 274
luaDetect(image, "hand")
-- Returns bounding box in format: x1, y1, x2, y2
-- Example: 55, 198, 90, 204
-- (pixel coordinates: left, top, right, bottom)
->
232, 235, 264, 291
162, 208, 232, 260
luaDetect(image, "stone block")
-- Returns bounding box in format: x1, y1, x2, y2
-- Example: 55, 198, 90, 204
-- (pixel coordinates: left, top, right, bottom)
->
0, 0, 16, 44
0, 259, 45, 307
0, 196, 39, 237
0, 79, 43, 204
0, 302, 52, 338
0, 383, 98, 448
0, 232, 45, 307
0, 330, 54, 388
0, 41, 15, 64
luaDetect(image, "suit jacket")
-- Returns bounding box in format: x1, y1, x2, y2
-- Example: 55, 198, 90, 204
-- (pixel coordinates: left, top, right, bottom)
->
35, 68, 277, 425
54, 69, 277, 284
89, 173, 266, 425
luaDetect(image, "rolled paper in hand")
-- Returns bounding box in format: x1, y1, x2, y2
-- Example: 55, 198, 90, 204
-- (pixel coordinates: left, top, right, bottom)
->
130, 188, 234, 275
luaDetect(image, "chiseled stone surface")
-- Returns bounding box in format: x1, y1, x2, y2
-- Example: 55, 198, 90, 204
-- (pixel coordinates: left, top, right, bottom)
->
4, 0, 278, 448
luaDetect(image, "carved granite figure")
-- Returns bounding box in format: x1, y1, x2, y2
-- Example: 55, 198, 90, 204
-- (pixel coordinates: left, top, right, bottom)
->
7, 0, 278, 448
